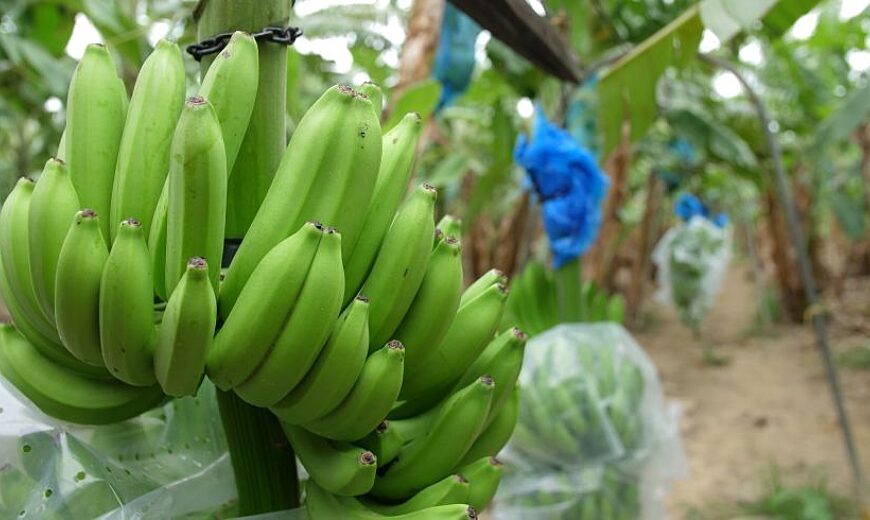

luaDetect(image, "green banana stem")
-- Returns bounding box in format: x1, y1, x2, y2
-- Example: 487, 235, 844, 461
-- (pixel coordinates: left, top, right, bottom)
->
196, 0, 290, 237
555, 257, 583, 322
195, 0, 298, 514
216, 388, 300, 514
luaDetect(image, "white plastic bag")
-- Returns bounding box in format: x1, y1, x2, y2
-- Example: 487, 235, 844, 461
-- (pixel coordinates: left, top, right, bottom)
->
492, 323, 685, 520
652, 216, 732, 330
0, 378, 238, 519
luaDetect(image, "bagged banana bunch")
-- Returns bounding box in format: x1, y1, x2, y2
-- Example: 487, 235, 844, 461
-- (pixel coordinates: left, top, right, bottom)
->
651, 195, 732, 333
492, 324, 685, 520
0, 33, 525, 518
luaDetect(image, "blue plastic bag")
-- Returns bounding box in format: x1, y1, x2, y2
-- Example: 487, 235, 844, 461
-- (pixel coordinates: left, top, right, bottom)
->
514, 109, 609, 268
433, 4, 481, 109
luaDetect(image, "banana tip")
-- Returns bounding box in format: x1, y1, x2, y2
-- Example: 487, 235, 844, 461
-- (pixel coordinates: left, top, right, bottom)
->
187, 95, 207, 106
466, 506, 478, 519
480, 374, 495, 387
188, 257, 208, 270
375, 420, 389, 434
355, 294, 370, 303
387, 339, 404, 351
359, 451, 377, 465
511, 327, 527, 341
337, 84, 367, 100
122, 217, 141, 228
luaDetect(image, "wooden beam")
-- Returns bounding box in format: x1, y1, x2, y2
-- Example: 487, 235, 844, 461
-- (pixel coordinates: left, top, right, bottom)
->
448, 0, 583, 83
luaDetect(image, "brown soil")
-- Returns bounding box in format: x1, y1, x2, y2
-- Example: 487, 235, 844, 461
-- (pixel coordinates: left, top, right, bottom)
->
635, 263, 870, 517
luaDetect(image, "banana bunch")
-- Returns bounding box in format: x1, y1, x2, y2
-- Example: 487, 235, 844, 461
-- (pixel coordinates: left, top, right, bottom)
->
0, 34, 258, 421
503, 260, 626, 335
207, 80, 528, 514
507, 468, 641, 520
0, 35, 526, 517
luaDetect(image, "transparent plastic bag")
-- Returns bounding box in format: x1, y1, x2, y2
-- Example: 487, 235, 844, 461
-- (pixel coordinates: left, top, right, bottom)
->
493, 323, 685, 520
652, 216, 732, 329
0, 377, 240, 519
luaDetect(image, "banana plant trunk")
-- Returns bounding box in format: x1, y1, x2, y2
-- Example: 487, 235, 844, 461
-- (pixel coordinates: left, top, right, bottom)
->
194, 0, 299, 514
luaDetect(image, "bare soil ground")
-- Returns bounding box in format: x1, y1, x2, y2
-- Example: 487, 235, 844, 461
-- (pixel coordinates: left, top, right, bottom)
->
635, 263, 870, 517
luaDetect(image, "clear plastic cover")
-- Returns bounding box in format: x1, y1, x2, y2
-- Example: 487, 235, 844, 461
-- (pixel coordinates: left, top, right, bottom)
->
492, 323, 685, 520
651, 216, 732, 329
0, 378, 239, 519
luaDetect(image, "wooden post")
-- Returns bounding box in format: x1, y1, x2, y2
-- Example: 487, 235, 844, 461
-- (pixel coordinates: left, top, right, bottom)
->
448, 0, 582, 83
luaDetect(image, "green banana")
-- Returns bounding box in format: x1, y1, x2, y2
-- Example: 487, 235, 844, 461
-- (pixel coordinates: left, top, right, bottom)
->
54, 209, 109, 366
459, 385, 519, 465
304, 340, 405, 442
292, 88, 381, 260
0, 252, 109, 379
436, 215, 462, 241
154, 257, 216, 397
361, 183, 437, 347
399, 282, 507, 403
165, 96, 227, 296
220, 85, 379, 318
57, 128, 67, 161
460, 269, 506, 307
355, 420, 405, 466
358, 82, 384, 118
306, 480, 478, 520
504, 266, 536, 333
0, 178, 58, 342
362, 474, 470, 515
0, 324, 164, 425
65, 43, 127, 242
198, 31, 259, 175
110, 39, 185, 240
514, 262, 554, 334
28, 158, 80, 322
282, 424, 376, 497
457, 457, 503, 512
343, 113, 423, 304
533, 263, 559, 327
234, 227, 344, 407
454, 327, 526, 422
99, 218, 155, 386
207, 221, 323, 390
392, 235, 462, 374
371, 376, 494, 501
148, 179, 169, 301
271, 295, 369, 424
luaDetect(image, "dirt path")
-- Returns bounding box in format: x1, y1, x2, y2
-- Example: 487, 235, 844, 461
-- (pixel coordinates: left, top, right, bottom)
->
635, 263, 870, 517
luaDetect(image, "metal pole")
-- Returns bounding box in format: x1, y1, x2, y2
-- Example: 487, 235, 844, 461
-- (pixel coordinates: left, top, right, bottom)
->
700, 53, 864, 491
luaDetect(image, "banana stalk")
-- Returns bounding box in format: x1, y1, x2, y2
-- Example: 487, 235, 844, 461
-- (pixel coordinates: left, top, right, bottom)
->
195, 1, 297, 514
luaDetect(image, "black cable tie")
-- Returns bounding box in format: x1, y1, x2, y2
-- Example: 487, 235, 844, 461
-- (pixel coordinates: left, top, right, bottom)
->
187, 26, 303, 61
